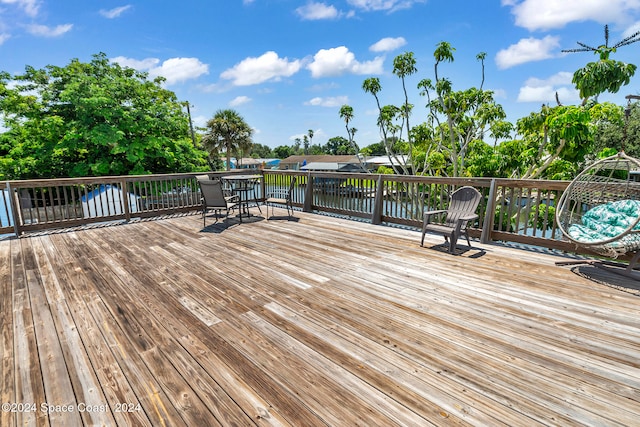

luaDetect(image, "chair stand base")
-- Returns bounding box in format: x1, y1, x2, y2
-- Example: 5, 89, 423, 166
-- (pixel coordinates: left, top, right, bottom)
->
556, 258, 640, 282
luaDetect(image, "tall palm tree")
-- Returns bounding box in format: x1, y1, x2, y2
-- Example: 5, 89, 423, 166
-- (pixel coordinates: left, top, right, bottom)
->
201, 109, 253, 170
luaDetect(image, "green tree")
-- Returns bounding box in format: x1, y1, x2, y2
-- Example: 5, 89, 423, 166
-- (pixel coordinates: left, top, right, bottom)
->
392, 52, 417, 168
308, 143, 325, 155
362, 75, 412, 174
273, 145, 293, 159
513, 102, 622, 179
201, 109, 253, 171
249, 143, 274, 158
593, 101, 640, 158
360, 141, 386, 156
563, 25, 639, 102
0, 53, 208, 179
324, 136, 354, 155
417, 45, 510, 177
306, 129, 314, 154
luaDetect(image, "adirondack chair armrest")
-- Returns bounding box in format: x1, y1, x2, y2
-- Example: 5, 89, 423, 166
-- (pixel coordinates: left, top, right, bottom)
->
423, 209, 447, 225
455, 214, 479, 231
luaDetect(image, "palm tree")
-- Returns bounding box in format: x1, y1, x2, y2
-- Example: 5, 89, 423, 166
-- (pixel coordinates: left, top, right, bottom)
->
201, 109, 253, 171
307, 129, 314, 154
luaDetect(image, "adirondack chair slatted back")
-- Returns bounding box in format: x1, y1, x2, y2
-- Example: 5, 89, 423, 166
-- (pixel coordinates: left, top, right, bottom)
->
421, 185, 482, 253
444, 186, 482, 227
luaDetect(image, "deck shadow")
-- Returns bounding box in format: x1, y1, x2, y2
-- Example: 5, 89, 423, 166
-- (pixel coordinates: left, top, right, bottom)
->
571, 265, 640, 296
424, 242, 486, 258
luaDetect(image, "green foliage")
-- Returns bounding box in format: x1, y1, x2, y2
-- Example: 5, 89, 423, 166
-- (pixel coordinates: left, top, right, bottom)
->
510, 103, 621, 179
361, 141, 386, 156
273, 145, 293, 159
0, 53, 207, 179
324, 136, 355, 155
563, 25, 640, 102
376, 166, 395, 174
250, 143, 274, 158
572, 60, 636, 100
593, 102, 640, 158
201, 109, 253, 171
528, 203, 555, 230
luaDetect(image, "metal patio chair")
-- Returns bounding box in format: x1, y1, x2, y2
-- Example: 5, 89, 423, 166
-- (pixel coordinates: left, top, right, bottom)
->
265, 177, 297, 220
197, 177, 240, 226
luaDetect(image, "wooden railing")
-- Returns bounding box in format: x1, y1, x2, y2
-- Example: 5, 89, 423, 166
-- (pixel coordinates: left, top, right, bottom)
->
2, 170, 582, 254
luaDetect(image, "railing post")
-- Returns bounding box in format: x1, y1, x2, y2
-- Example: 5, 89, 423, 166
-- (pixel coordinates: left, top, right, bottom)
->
371, 175, 384, 225
7, 182, 22, 237
480, 179, 497, 244
121, 178, 131, 222
303, 172, 313, 213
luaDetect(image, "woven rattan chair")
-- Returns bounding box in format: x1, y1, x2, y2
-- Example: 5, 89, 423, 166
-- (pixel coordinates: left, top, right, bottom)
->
420, 186, 482, 253
555, 152, 640, 275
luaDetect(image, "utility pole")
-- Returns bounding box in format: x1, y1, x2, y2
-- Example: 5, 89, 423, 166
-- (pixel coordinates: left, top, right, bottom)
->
183, 101, 196, 145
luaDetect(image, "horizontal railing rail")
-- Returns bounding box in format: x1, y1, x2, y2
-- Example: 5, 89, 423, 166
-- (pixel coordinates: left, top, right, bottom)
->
2, 170, 591, 256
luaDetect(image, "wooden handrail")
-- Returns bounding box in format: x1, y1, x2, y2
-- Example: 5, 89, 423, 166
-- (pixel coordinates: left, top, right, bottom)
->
1, 171, 576, 257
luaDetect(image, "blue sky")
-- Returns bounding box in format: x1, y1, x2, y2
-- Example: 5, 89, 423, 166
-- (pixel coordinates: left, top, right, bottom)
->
2, 0, 640, 149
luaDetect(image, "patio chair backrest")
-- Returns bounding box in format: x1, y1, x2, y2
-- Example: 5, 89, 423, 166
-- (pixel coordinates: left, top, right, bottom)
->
444, 186, 482, 227
286, 176, 297, 197
199, 178, 229, 209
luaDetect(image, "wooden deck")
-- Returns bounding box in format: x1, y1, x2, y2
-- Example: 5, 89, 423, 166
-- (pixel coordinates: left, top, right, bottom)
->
1, 208, 639, 426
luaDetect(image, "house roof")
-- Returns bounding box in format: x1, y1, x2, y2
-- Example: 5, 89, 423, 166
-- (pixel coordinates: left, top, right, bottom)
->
279, 155, 360, 164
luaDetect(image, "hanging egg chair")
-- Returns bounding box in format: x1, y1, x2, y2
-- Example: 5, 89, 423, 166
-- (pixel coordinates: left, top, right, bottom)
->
555, 151, 640, 273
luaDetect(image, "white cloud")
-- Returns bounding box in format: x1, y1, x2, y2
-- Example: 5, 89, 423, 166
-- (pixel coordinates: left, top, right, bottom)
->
191, 115, 208, 128
517, 72, 579, 103
111, 56, 160, 70
296, 2, 339, 20
111, 56, 208, 85
221, 51, 302, 86
148, 57, 209, 85
0, 0, 39, 17
495, 36, 560, 69
369, 36, 406, 52
229, 96, 252, 107
505, 0, 640, 31
304, 96, 349, 107
492, 88, 508, 99
307, 46, 384, 77
26, 23, 72, 37
99, 5, 132, 19
347, 0, 425, 12
0, 33, 10, 45
623, 21, 640, 38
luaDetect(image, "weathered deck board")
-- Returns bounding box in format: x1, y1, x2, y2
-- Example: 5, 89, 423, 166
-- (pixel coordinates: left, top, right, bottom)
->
1, 208, 639, 426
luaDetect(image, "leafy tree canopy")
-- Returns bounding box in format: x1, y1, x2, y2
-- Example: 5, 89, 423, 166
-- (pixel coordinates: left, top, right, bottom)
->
0, 52, 208, 179
563, 25, 640, 102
